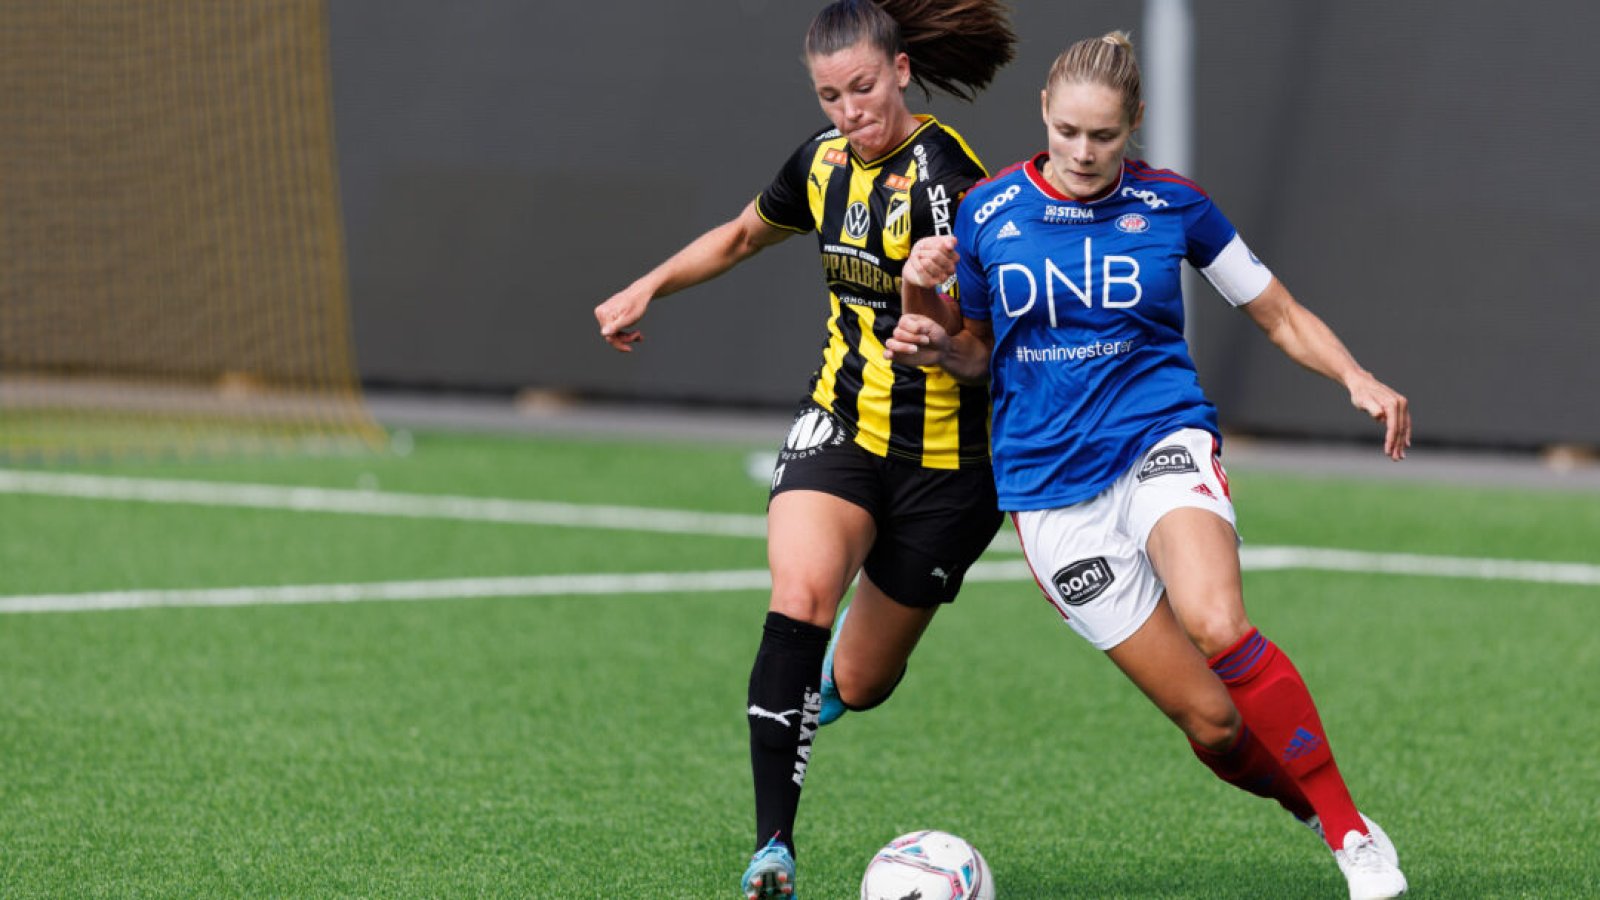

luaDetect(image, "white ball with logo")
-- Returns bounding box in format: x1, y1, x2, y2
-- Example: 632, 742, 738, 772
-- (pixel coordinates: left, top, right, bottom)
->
860, 830, 994, 900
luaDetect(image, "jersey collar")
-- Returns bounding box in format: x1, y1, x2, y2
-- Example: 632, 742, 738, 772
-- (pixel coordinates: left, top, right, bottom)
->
1024, 152, 1126, 205
851, 115, 939, 170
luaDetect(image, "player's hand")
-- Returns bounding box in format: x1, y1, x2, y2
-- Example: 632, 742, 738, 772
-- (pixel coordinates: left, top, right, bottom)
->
594, 285, 650, 352
903, 235, 959, 290
885, 313, 951, 367
1347, 373, 1411, 460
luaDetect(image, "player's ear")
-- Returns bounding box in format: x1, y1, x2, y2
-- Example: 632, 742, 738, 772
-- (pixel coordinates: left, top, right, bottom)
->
894, 52, 911, 90
1130, 101, 1145, 133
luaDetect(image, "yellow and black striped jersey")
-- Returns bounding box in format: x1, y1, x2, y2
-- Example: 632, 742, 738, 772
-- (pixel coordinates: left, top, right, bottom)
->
755, 116, 989, 470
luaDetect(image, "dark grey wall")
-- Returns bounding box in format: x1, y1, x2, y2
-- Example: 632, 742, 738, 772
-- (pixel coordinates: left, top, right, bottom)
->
1187, 1, 1600, 447
329, 2, 1599, 449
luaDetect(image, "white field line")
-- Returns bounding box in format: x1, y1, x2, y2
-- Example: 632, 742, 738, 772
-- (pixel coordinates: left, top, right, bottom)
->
0, 468, 767, 538
4, 552, 1598, 615
2, 469, 1596, 614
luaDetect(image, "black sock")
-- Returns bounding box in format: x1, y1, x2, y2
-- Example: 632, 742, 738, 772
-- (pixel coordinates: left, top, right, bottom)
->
747, 611, 830, 855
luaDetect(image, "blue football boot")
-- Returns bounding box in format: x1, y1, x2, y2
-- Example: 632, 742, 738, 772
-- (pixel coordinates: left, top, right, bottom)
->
741, 836, 796, 899
818, 604, 850, 726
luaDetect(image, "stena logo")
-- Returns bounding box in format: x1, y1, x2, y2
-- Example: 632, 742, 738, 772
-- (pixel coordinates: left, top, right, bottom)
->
973, 184, 1022, 225
1138, 444, 1198, 481
1044, 205, 1094, 224
843, 201, 871, 239
1121, 186, 1169, 209
1115, 213, 1150, 233
1053, 557, 1115, 606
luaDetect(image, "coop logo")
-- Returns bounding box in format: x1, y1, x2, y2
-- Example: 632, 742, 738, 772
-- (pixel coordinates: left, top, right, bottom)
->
1121, 186, 1169, 209
973, 184, 1022, 224
1138, 444, 1198, 481
885, 173, 912, 191
1115, 213, 1150, 233
823, 148, 849, 167
1044, 204, 1095, 224
843, 201, 871, 239
1052, 557, 1114, 606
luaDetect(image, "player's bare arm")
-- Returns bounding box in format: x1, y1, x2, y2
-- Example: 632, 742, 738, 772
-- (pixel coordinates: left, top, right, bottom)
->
900, 234, 963, 334
1241, 278, 1411, 460
595, 201, 789, 352
886, 314, 992, 383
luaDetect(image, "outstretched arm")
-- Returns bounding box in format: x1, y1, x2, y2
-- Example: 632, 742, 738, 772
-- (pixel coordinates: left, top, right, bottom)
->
1241, 278, 1411, 460
594, 201, 791, 352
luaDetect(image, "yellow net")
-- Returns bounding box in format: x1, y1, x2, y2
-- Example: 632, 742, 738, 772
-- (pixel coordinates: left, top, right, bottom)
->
0, 1, 383, 463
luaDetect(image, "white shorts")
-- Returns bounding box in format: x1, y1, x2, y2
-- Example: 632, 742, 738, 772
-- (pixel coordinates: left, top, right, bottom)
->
1012, 428, 1239, 651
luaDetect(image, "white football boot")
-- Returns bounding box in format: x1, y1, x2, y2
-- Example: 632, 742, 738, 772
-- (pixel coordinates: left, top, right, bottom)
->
1302, 813, 1398, 868
1332, 829, 1408, 899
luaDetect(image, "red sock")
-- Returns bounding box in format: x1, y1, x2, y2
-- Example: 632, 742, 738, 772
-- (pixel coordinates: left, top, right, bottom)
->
1189, 726, 1313, 820
1209, 629, 1365, 848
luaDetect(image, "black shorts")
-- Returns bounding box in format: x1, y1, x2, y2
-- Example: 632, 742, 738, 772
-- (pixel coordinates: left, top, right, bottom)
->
768, 402, 1002, 607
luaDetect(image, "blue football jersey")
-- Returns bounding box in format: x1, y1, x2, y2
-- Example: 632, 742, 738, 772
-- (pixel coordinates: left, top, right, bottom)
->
955, 155, 1271, 510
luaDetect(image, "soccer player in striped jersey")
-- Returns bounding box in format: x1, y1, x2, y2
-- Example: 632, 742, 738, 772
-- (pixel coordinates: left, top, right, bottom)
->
886, 32, 1410, 900
593, 2, 1013, 896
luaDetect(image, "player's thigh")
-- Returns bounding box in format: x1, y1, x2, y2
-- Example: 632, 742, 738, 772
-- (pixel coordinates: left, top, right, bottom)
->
1104, 597, 1239, 748
765, 402, 883, 625
1012, 498, 1161, 652
831, 570, 938, 691
864, 459, 1002, 608
1129, 428, 1252, 657
1145, 508, 1251, 656
767, 489, 876, 626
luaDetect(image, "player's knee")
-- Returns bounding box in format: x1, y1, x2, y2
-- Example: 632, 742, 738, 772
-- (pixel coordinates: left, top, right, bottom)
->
1182, 607, 1254, 659
1174, 699, 1241, 752
834, 654, 903, 709
768, 582, 838, 628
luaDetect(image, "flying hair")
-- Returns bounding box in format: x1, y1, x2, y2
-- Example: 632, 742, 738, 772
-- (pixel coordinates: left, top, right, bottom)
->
805, 0, 1017, 101
1046, 30, 1143, 125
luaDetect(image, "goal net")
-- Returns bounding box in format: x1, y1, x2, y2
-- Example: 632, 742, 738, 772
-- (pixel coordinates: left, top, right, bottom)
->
0, 1, 384, 463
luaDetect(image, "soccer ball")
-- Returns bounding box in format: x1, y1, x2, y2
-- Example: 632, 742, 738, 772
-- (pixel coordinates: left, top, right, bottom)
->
860, 830, 994, 900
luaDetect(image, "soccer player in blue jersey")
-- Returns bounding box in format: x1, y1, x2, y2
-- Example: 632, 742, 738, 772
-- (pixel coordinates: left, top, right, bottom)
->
886, 32, 1410, 900
594, 2, 1015, 896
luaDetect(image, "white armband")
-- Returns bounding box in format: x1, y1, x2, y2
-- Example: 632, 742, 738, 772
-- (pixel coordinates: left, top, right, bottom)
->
1199, 234, 1273, 307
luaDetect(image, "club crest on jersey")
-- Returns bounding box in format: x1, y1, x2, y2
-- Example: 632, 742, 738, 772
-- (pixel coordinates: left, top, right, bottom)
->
1139, 445, 1198, 481
884, 195, 911, 242
823, 148, 849, 167
1115, 213, 1150, 233
842, 201, 871, 240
